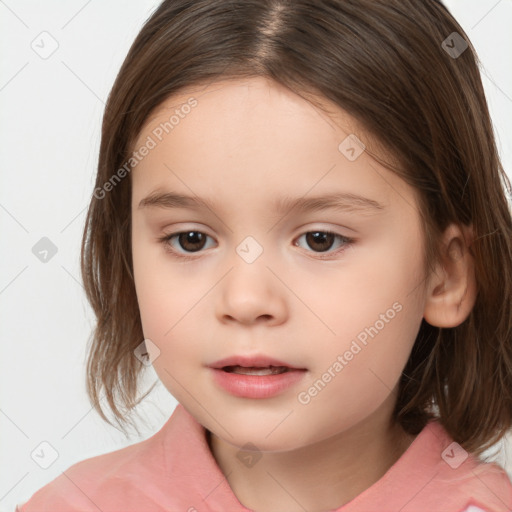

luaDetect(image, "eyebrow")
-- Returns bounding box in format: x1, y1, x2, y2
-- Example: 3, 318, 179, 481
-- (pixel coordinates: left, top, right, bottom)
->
137, 191, 385, 215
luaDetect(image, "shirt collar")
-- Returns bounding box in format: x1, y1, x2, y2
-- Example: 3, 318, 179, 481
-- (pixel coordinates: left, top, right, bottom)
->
161, 404, 512, 511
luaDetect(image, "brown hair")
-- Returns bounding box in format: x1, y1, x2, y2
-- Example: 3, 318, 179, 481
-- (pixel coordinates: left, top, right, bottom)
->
81, 0, 512, 456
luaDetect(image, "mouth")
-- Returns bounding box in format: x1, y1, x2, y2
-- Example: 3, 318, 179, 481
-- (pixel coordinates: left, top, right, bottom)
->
208, 354, 306, 373
221, 365, 293, 376
208, 356, 307, 399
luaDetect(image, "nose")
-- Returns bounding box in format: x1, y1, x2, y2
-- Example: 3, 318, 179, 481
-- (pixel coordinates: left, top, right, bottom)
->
216, 259, 288, 327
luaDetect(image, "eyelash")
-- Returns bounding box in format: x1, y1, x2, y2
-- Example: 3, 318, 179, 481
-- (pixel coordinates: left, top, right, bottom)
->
156, 229, 356, 261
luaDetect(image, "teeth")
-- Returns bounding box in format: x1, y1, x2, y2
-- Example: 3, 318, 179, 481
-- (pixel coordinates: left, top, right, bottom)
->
223, 365, 289, 375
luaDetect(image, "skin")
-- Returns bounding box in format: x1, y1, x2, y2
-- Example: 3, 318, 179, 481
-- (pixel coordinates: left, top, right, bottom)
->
130, 76, 477, 512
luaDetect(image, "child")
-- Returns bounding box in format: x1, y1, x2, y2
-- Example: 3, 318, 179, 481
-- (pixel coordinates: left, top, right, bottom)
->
17, 0, 512, 511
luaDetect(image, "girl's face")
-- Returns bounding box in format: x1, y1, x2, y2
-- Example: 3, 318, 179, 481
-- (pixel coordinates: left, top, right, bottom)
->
131, 76, 429, 451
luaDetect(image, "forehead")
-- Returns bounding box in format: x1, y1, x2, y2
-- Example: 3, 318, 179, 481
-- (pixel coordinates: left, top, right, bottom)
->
135, 76, 360, 146
130, 76, 419, 219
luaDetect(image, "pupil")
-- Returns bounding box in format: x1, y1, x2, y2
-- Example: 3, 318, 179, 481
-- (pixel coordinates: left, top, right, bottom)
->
180, 231, 206, 252
307, 231, 334, 252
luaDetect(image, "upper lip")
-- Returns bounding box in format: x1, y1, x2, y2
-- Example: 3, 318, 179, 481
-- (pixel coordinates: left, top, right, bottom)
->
208, 355, 305, 370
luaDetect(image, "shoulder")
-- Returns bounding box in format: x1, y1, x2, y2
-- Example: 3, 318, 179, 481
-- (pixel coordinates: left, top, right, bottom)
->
437, 457, 512, 512
16, 418, 170, 512
442, 460, 512, 512
413, 422, 512, 512
359, 420, 512, 512
16, 404, 245, 511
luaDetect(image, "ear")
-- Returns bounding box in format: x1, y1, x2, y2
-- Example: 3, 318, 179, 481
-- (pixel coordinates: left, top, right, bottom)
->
423, 223, 477, 328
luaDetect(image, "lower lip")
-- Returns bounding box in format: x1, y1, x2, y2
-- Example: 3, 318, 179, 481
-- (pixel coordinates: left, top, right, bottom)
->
209, 368, 307, 399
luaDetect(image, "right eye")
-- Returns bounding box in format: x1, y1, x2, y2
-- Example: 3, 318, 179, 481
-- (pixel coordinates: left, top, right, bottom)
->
157, 230, 216, 259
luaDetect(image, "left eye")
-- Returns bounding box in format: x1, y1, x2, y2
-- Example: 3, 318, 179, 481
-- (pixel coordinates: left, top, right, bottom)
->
294, 231, 353, 255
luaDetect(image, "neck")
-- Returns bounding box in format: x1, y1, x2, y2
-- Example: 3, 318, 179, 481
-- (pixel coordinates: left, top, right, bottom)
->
207, 395, 416, 512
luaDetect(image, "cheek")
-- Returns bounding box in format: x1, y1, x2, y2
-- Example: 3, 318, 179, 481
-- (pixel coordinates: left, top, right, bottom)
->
131, 246, 210, 392
293, 306, 421, 445
132, 228, 198, 336
312, 234, 424, 346
300, 239, 425, 406
304, 298, 420, 399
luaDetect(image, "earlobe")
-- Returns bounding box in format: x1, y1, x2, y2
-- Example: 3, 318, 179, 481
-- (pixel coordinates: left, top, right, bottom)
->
423, 223, 477, 328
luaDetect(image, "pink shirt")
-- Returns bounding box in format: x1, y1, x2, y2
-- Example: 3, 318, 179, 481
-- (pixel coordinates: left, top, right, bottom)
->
16, 403, 512, 511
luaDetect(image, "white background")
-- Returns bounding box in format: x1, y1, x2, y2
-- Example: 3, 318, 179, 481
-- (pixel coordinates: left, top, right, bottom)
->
1, 1, 511, 511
